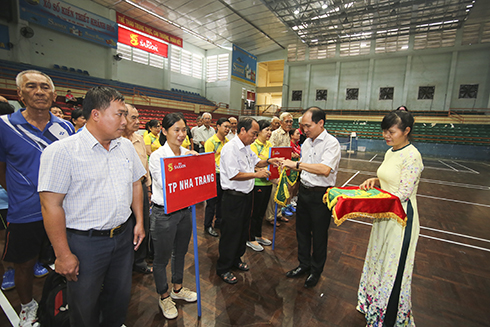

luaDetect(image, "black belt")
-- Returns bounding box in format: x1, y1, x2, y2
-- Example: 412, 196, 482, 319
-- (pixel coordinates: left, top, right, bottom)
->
152, 203, 189, 213
300, 184, 330, 193
67, 219, 130, 238
224, 189, 252, 197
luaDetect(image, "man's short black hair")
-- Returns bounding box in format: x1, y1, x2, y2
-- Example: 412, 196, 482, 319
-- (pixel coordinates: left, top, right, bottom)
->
216, 117, 230, 126
82, 86, 124, 119
0, 102, 14, 115
237, 117, 257, 133
305, 106, 326, 124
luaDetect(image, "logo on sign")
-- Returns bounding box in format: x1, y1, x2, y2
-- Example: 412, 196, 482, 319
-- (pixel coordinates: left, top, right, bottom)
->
273, 151, 280, 155
167, 163, 173, 172
174, 162, 186, 170
130, 33, 138, 46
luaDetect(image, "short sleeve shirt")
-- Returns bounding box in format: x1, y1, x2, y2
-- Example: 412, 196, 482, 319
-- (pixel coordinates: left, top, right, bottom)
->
204, 134, 229, 173
0, 110, 74, 223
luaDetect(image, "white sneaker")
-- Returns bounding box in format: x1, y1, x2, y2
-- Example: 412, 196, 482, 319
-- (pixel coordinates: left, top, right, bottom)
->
246, 241, 264, 252
159, 296, 178, 319
18, 300, 39, 327
170, 287, 197, 302
256, 237, 272, 246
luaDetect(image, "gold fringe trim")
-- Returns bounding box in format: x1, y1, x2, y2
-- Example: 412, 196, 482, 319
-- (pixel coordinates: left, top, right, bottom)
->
333, 211, 407, 227
323, 191, 392, 210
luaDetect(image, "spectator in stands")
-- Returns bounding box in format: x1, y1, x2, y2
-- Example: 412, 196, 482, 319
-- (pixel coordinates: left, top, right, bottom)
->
227, 117, 237, 140
39, 86, 146, 327
65, 90, 82, 106
265, 112, 296, 225
280, 107, 341, 288
191, 115, 202, 152
216, 118, 280, 284
148, 113, 198, 319
50, 106, 64, 119
123, 104, 153, 275
397, 105, 408, 111
203, 117, 230, 237
0, 70, 74, 327
144, 119, 162, 156
247, 120, 273, 252
70, 107, 86, 133
270, 116, 281, 131
195, 112, 215, 152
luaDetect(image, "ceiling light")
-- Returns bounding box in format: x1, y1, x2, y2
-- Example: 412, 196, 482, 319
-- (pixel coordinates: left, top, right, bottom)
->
322, 3, 328, 9
294, 9, 300, 15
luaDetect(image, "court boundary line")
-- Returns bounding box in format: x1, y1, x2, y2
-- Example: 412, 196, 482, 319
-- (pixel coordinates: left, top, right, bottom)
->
340, 159, 478, 174
438, 160, 458, 171
450, 161, 479, 174
0, 290, 18, 327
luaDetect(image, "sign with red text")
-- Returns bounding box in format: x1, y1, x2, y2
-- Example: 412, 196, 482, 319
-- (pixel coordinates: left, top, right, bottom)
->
117, 12, 183, 47
118, 27, 168, 57
161, 153, 216, 214
268, 147, 292, 180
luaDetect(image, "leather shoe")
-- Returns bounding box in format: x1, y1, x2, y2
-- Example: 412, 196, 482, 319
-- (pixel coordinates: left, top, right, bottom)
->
304, 274, 320, 288
286, 266, 310, 278
206, 226, 218, 237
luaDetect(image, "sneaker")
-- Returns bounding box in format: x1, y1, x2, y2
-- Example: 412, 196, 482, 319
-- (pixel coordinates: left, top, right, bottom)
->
33, 262, 49, 278
19, 300, 39, 327
170, 287, 197, 302
286, 204, 296, 213
1, 268, 15, 291
281, 207, 294, 217
159, 296, 178, 319
255, 237, 272, 246
246, 241, 264, 252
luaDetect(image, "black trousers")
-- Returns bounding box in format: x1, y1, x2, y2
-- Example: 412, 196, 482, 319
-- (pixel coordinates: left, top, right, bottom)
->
216, 191, 253, 275
295, 186, 332, 276
249, 185, 272, 240
133, 179, 150, 268
204, 173, 223, 228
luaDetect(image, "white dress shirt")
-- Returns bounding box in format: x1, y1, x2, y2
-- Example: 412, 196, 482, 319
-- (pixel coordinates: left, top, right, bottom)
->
226, 130, 236, 140
300, 129, 341, 188
219, 136, 260, 194
194, 125, 215, 149
149, 142, 189, 206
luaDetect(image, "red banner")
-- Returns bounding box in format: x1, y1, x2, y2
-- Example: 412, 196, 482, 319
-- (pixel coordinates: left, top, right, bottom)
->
118, 27, 168, 57
116, 12, 183, 47
268, 147, 292, 180
161, 153, 217, 214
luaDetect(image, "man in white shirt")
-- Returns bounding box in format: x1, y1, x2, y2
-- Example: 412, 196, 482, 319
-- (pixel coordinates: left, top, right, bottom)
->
226, 117, 237, 140
280, 107, 341, 288
217, 118, 279, 284
39, 86, 146, 327
194, 112, 215, 152
191, 115, 202, 152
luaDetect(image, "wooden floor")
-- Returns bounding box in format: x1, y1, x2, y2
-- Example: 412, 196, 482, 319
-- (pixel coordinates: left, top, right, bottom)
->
2, 151, 490, 327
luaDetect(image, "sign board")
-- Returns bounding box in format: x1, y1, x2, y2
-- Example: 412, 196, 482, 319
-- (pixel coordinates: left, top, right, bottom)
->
116, 12, 183, 48
118, 26, 168, 57
268, 147, 292, 180
231, 44, 257, 86
161, 153, 216, 214
19, 0, 117, 48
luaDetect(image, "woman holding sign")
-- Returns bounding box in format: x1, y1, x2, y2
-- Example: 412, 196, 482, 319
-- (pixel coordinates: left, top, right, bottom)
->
357, 110, 423, 327
149, 113, 199, 320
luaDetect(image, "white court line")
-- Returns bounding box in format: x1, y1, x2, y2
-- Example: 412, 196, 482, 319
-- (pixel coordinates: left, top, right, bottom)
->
450, 161, 480, 174
343, 219, 490, 252
417, 194, 490, 208
438, 160, 458, 171
0, 290, 19, 327
421, 226, 490, 244
340, 158, 476, 174
369, 154, 377, 162
342, 171, 360, 187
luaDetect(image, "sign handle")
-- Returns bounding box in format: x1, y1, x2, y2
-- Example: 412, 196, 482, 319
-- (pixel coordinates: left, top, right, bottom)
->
272, 203, 278, 250
191, 205, 202, 317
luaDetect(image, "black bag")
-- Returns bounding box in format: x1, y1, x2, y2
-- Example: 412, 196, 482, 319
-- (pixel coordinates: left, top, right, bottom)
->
37, 271, 70, 327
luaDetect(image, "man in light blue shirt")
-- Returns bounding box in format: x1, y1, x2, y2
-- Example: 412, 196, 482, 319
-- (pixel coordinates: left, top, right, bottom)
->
39, 86, 146, 327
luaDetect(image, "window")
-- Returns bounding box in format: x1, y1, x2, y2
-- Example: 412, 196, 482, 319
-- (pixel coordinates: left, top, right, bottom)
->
206, 53, 229, 82
316, 89, 327, 101
287, 44, 306, 62
379, 87, 394, 100
418, 86, 435, 100
116, 42, 165, 69
346, 88, 359, 100
170, 45, 203, 79
309, 44, 336, 60
292, 90, 302, 101
459, 84, 478, 99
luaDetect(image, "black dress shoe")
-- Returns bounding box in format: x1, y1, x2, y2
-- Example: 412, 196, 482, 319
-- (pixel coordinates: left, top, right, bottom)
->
304, 274, 320, 288
286, 266, 310, 278
206, 226, 218, 237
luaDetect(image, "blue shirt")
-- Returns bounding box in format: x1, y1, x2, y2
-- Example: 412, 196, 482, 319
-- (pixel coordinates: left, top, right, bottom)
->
0, 109, 74, 223
0, 186, 7, 210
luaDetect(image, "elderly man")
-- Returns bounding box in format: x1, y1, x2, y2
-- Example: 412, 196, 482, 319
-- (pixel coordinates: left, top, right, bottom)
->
194, 112, 215, 152
226, 117, 237, 140
270, 116, 281, 131
123, 103, 153, 274
39, 87, 146, 327
217, 118, 280, 284
265, 112, 295, 225
191, 115, 202, 152
0, 70, 74, 327
280, 107, 341, 288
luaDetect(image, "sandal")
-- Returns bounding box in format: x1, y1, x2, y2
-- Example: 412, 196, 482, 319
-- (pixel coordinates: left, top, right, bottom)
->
220, 271, 237, 284
269, 220, 280, 227
234, 262, 249, 271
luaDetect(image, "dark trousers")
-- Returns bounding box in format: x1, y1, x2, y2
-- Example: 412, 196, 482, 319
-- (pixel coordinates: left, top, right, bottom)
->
66, 220, 134, 327
295, 186, 332, 276
204, 173, 223, 228
249, 185, 272, 240
216, 191, 253, 275
133, 179, 150, 269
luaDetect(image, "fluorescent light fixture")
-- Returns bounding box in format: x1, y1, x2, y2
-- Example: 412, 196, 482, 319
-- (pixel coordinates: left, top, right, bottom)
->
294, 9, 300, 15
